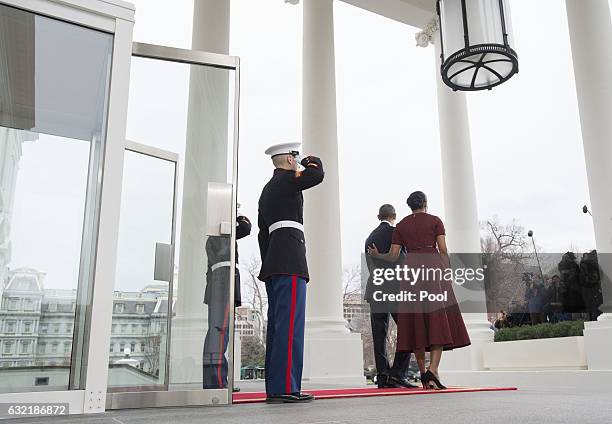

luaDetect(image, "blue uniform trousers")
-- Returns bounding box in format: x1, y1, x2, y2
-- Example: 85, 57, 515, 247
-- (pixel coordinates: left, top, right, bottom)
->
265, 275, 307, 395
202, 269, 230, 389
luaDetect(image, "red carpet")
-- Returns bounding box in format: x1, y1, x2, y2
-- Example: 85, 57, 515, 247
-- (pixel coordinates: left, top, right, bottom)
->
233, 386, 517, 404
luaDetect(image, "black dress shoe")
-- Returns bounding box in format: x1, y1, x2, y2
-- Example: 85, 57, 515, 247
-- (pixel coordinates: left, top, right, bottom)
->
266, 393, 315, 404
388, 375, 419, 389
375, 375, 394, 389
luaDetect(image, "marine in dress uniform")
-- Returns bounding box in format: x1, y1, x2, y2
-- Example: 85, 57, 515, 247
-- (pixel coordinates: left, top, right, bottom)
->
202, 213, 251, 389
258, 142, 324, 404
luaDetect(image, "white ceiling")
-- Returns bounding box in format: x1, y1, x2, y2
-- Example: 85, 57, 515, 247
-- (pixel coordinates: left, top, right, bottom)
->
340, 0, 437, 29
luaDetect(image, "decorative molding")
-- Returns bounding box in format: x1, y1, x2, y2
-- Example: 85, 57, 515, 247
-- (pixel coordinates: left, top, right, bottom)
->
415, 17, 439, 48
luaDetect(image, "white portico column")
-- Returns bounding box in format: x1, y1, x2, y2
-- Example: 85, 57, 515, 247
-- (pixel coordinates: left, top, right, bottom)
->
169, 0, 230, 386
301, 0, 365, 385
429, 30, 493, 372
566, 0, 612, 370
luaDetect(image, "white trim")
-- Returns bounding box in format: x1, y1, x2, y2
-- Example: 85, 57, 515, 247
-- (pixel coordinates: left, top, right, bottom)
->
211, 261, 232, 272
82, 15, 134, 415
0, 0, 134, 33
268, 220, 304, 234
0, 390, 86, 415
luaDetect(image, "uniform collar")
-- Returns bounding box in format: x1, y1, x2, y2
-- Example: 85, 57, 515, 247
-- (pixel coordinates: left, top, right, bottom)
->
380, 220, 394, 227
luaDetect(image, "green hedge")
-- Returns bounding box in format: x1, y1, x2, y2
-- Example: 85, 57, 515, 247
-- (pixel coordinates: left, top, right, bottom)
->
494, 321, 585, 342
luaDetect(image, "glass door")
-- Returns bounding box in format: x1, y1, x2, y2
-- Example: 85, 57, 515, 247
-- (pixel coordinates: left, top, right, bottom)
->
0, 3, 112, 394
106, 43, 240, 409
107, 142, 178, 392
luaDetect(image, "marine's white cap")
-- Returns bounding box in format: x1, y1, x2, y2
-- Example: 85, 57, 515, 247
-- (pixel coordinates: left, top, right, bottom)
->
265, 142, 301, 157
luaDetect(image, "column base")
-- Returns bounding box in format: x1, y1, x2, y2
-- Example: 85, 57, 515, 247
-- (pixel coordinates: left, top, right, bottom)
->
440, 316, 494, 371
302, 320, 366, 387
168, 314, 207, 388
584, 316, 612, 370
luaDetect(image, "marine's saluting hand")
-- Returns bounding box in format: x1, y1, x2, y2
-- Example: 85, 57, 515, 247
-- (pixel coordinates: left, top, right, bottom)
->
300, 155, 322, 168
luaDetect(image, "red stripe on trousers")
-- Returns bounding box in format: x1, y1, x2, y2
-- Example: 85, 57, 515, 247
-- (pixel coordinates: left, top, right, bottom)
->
285, 275, 298, 394
218, 302, 230, 388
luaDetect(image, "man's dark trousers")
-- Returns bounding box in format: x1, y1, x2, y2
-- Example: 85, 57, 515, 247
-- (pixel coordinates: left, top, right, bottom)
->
265, 275, 307, 395
371, 312, 410, 381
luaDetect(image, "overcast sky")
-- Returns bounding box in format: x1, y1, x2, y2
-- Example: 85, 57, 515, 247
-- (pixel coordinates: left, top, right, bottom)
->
9, 0, 610, 290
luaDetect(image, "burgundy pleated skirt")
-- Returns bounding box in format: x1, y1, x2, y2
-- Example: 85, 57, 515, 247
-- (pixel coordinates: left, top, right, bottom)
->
396, 252, 471, 353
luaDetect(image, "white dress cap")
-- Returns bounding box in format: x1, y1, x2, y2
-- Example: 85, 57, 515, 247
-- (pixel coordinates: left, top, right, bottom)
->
265, 142, 302, 157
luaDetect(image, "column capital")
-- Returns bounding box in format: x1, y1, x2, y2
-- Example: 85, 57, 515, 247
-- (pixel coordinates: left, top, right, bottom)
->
416, 17, 440, 48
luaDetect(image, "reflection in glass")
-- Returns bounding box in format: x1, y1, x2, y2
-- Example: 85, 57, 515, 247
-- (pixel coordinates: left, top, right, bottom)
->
0, 4, 112, 393
107, 151, 176, 390
120, 56, 236, 394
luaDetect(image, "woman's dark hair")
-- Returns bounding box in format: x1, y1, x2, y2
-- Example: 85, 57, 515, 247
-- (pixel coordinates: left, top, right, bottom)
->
407, 191, 427, 211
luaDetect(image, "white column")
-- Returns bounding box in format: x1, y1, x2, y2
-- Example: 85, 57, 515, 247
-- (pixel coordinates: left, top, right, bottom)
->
169, 0, 231, 386
566, 0, 612, 370
433, 33, 493, 372
302, 0, 364, 385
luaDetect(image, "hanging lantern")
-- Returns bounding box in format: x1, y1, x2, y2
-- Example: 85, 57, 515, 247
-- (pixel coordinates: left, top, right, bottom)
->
437, 0, 519, 91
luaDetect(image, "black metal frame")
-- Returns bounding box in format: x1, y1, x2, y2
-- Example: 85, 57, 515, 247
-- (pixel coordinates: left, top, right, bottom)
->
436, 0, 519, 91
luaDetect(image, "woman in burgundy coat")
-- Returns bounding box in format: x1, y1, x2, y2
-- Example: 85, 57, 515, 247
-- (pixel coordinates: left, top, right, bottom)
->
368, 191, 470, 390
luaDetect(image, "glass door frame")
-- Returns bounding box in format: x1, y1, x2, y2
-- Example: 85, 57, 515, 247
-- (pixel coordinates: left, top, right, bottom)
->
104, 42, 241, 410
0, 0, 135, 417
109, 140, 180, 393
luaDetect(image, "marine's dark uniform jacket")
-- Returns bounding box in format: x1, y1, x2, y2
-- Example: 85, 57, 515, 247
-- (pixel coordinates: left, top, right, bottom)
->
204, 216, 251, 307
257, 157, 324, 282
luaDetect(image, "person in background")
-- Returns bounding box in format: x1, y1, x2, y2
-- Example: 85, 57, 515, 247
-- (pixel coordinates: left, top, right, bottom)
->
494, 310, 509, 330
579, 250, 603, 321
545, 275, 569, 323
558, 252, 584, 319
526, 279, 546, 325
364, 204, 416, 389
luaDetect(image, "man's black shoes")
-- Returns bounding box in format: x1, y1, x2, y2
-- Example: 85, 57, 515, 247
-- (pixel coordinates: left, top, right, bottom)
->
376, 377, 397, 389
266, 392, 315, 404
387, 375, 419, 389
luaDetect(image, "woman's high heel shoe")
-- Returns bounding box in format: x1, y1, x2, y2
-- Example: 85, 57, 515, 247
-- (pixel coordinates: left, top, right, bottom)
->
426, 371, 447, 390
420, 371, 431, 390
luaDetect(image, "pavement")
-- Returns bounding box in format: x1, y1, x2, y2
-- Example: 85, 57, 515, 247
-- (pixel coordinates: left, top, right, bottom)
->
4, 387, 612, 424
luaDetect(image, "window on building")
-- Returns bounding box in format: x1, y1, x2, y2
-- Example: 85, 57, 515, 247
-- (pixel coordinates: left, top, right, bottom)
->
51, 343, 58, 354
109, 343, 114, 353
3, 341, 14, 354
5, 321, 16, 333
8, 299, 18, 311
115, 303, 125, 313
23, 299, 34, 311
23, 322, 32, 333
142, 324, 148, 334
20, 341, 31, 354
136, 304, 145, 314
64, 342, 70, 353
40, 324, 48, 334
39, 343, 46, 354
140, 342, 145, 352
53, 324, 60, 334
130, 342, 136, 353
119, 343, 125, 353
65, 323, 72, 334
